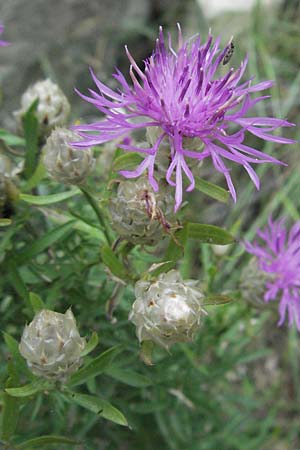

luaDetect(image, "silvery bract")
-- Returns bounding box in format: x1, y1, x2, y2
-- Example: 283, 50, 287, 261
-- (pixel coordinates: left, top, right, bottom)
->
43, 128, 94, 185
19, 309, 85, 381
129, 270, 205, 349
109, 177, 174, 245
15, 79, 70, 135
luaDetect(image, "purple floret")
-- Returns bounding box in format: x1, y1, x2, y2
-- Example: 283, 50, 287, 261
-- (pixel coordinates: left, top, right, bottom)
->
73, 24, 295, 211
0, 24, 9, 47
245, 217, 300, 330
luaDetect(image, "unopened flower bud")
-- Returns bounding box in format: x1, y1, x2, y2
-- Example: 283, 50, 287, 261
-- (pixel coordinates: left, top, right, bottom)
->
240, 257, 275, 309
129, 270, 205, 349
15, 79, 70, 135
109, 178, 174, 245
43, 128, 94, 185
19, 309, 85, 381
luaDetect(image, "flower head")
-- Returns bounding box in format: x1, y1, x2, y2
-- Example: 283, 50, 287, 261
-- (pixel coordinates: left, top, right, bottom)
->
0, 24, 9, 47
245, 217, 300, 330
19, 309, 86, 381
73, 25, 294, 211
109, 177, 174, 245
14, 79, 70, 136
129, 270, 205, 349
43, 128, 95, 185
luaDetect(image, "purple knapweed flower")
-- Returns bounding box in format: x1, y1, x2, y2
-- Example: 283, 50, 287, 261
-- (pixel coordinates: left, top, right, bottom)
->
0, 24, 9, 47
72, 25, 295, 211
245, 217, 300, 330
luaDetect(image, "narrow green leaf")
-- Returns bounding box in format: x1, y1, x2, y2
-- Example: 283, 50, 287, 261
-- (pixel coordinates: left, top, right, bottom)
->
148, 225, 188, 277
187, 223, 235, 245
22, 159, 46, 191
203, 295, 235, 306
165, 224, 188, 263
81, 331, 99, 357
67, 346, 123, 387
63, 391, 128, 427
195, 177, 229, 203
15, 435, 79, 449
0, 218, 12, 226
2, 377, 21, 440
29, 292, 46, 313
15, 221, 75, 265
0, 128, 25, 147
100, 245, 128, 280
3, 332, 32, 377
5, 379, 50, 398
105, 367, 152, 387
6, 259, 30, 306
113, 152, 143, 172
20, 188, 80, 206
22, 99, 39, 179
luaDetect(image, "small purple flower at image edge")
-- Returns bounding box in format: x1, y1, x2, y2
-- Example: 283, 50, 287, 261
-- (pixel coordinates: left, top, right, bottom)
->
245, 216, 300, 330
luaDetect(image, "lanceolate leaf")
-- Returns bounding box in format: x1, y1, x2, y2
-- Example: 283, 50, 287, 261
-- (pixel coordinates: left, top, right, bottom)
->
81, 331, 99, 357
100, 245, 128, 280
0, 128, 25, 147
29, 292, 46, 313
195, 176, 229, 203
113, 152, 143, 172
23, 99, 39, 179
5, 379, 51, 398
15, 435, 79, 449
62, 391, 128, 427
20, 189, 80, 206
104, 367, 152, 387
67, 346, 123, 387
2, 375, 22, 440
3, 332, 32, 378
15, 221, 75, 265
187, 223, 235, 245
202, 295, 235, 306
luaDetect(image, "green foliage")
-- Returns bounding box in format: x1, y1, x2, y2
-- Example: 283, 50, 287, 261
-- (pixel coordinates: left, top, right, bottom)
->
22, 99, 40, 179
1, 3, 299, 449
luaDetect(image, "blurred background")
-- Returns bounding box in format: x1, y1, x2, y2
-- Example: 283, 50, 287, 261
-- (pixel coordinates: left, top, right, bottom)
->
1, 0, 300, 449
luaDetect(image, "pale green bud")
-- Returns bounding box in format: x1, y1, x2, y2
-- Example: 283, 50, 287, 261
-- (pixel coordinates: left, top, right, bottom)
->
129, 270, 205, 349
19, 309, 85, 381
109, 177, 174, 245
43, 128, 94, 185
15, 79, 70, 135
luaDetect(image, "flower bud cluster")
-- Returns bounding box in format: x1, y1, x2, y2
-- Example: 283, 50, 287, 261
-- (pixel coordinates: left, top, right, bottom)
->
129, 270, 205, 349
15, 79, 70, 135
109, 178, 174, 245
43, 128, 94, 185
19, 309, 85, 381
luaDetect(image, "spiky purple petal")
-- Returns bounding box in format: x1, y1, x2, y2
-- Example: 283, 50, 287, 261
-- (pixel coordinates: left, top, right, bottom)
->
73, 25, 295, 210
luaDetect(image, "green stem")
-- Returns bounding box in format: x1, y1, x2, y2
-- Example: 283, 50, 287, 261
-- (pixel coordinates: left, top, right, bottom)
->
79, 187, 112, 245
